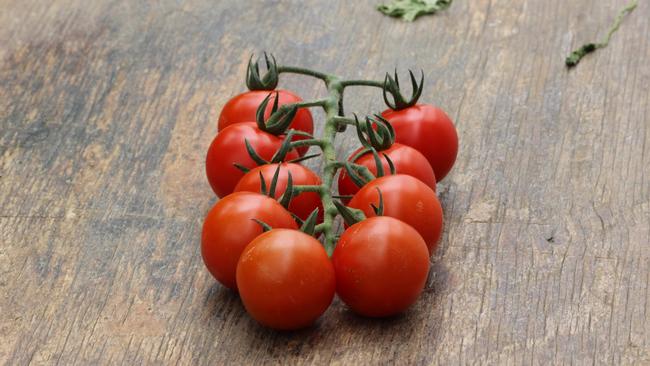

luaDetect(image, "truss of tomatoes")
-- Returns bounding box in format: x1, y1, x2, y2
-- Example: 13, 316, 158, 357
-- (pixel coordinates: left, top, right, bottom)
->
201, 56, 458, 331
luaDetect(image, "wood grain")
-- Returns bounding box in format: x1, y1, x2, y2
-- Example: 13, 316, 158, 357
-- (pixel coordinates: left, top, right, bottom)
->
1, 0, 649, 364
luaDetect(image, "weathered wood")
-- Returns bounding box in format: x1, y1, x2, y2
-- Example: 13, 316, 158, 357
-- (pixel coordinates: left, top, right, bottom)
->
1, 0, 649, 364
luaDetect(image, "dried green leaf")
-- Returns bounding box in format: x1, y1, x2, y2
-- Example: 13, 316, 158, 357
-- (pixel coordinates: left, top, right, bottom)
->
377, 0, 453, 22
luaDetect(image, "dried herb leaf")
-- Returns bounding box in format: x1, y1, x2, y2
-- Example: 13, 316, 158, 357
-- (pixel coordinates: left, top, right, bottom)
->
377, 0, 452, 22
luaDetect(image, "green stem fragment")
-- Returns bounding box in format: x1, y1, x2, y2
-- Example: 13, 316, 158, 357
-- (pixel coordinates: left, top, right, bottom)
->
566, 0, 638, 68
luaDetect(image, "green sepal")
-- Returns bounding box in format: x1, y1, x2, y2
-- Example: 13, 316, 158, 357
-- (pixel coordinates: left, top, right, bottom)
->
287, 153, 320, 164
383, 69, 424, 110
344, 162, 369, 188
244, 139, 269, 166
290, 212, 305, 227
246, 53, 279, 91
233, 163, 251, 173
278, 170, 294, 209
259, 171, 268, 195
332, 194, 354, 200
270, 130, 296, 163
370, 188, 384, 216
349, 148, 371, 164
254, 92, 298, 135
369, 148, 385, 177
268, 164, 282, 198
354, 114, 395, 151
300, 208, 319, 236
383, 153, 396, 175
334, 201, 365, 226
252, 219, 273, 232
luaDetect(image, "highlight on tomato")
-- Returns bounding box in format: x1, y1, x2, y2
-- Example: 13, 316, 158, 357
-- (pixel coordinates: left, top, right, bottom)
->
348, 174, 443, 255
332, 216, 430, 317
234, 163, 323, 222
236, 229, 336, 330
201, 192, 298, 290
205, 122, 298, 198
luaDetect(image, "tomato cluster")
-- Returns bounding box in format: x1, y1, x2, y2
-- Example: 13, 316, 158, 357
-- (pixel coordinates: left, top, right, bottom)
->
201, 58, 458, 330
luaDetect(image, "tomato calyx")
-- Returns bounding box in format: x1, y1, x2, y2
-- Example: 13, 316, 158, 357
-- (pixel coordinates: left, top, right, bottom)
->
257, 164, 295, 208
343, 147, 396, 189
354, 114, 395, 151
255, 92, 301, 135
252, 207, 319, 237
333, 201, 367, 226
299, 208, 319, 236
233, 130, 307, 175
369, 187, 384, 216
382, 69, 424, 110
246, 53, 279, 91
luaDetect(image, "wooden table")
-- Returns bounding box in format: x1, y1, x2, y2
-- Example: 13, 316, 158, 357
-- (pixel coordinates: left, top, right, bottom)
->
2, 1, 649, 364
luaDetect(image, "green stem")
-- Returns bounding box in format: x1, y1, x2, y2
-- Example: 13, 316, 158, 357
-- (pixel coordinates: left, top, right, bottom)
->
290, 99, 329, 109
292, 185, 323, 194
341, 79, 385, 88
332, 116, 358, 126
290, 139, 323, 149
566, 0, 638, 68
277, 66, 332, 81
274, 65, 389, 255
318, 78, 344, 255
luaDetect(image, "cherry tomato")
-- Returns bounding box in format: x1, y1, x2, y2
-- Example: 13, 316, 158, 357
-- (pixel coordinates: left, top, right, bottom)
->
381, 104, 458, 181
205, 122, 299, 198
201, 192, 298, 290
234, 163, 323, 222
218, 90, 314, 156
348, 174, 443, 255
332, 216, 430, 317
337, 143, 436, 202
236, 229, 335, 330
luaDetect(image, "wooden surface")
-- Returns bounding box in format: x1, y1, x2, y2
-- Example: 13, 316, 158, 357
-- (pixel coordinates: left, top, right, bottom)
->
1, 0, 649, 364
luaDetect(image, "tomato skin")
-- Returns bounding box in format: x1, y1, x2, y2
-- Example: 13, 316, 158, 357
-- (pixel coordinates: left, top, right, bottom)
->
236, 229, 336, 330
348, 174, 443, 255
205, 122, 299, 198
381, 104, 458, 181
234, 163, 323, 222
218, 90, 314, 156
201, 192, 298, 290
332, 216, 430, 317
337, 143, 436, 202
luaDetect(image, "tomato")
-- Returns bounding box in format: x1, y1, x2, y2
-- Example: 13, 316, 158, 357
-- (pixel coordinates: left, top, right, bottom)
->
218, 90, 314, 156
201, 192, 298, 290
332, 216, 430, 317
205, 122, 299, 198
381, 104, 458, 181
348, 174, 443, 255
234, 163, 323, 222
337, 143, 436, 202
236, 229, 335, 330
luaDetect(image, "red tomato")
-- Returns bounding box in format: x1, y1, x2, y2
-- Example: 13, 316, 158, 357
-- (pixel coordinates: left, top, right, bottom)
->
337, 143, 436, 202
348, 174, 443, 255
201, 192, 298, 290
218, 90, 314, 156
332, 216, 430, 317
234, 163, 323, 222
236, 229, 336, 330
381, 104, 458, 181
205, 122, 299, 198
